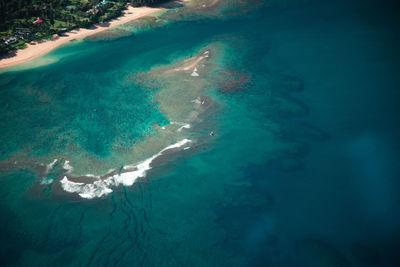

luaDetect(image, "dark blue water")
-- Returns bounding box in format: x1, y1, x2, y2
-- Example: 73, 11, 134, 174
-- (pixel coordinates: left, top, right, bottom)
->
228, 1, 400, 265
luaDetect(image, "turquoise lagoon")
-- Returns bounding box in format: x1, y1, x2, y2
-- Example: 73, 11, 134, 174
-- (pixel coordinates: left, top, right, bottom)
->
1, 0, 400, 266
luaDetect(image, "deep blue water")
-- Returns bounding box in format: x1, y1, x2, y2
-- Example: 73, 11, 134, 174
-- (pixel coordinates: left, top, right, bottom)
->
235, 1, 400, 265
0, 0, 399, 266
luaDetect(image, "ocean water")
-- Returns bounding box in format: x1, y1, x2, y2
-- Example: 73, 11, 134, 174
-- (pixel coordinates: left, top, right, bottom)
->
1, 0, 400, 266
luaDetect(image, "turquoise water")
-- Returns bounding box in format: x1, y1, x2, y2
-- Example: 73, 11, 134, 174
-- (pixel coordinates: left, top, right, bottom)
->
1, 0, 400, 266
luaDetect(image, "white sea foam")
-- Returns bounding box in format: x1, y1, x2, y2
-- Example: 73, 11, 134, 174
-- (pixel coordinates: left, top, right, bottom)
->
116, 155, 157, 186
191, 98, 202, 105
171, 121, 191, 132
60, 177, 112, 199
191, 67, 199, 77
63, 160, 73, 174
59, 139, 192, 199
46, 159, 58, 173
39, 159, 59, 185
177, 123, 191, 132
40, 177, 54, 185
161, 138, 191, 151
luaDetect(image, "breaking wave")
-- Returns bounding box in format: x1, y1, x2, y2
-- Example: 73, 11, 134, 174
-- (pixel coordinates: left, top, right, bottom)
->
59, 139, 192, 199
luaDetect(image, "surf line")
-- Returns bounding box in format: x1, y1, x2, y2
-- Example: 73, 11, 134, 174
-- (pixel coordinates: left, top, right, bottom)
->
58, 139, 192, 199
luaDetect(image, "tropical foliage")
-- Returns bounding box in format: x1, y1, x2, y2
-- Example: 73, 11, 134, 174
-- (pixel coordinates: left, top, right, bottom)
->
0, 0, 169, 56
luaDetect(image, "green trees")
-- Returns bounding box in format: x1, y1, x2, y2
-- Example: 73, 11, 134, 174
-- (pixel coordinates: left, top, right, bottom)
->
130, 0, 170, 7
0, 0, 173, 56
0, 43, 11, 55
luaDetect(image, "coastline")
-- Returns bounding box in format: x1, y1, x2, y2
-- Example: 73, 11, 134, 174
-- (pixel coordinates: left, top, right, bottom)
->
0, 2, 185, 69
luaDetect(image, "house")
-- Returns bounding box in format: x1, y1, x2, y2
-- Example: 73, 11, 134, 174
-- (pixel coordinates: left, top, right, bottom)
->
33, 17, 44, 24
95, 0, 110, 9
86, 8, 100, 15
4, 37, 18, 45
14, 28, 32, 40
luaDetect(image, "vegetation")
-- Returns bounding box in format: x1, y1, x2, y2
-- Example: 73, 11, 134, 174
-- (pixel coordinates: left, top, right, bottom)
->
0, 0, 170, 56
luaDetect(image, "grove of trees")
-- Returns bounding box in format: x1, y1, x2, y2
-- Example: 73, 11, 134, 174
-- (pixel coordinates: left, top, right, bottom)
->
0, 0, 170, 56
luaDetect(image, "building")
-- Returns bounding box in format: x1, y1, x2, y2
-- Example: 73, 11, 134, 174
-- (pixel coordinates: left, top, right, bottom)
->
14, 28, 32, 40
4, 37, 18, 45
95, 0, 110, 9
33, 17, 44, 24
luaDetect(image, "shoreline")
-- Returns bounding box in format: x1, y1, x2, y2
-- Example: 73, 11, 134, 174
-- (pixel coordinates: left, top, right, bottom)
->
0, 1, 186, 69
